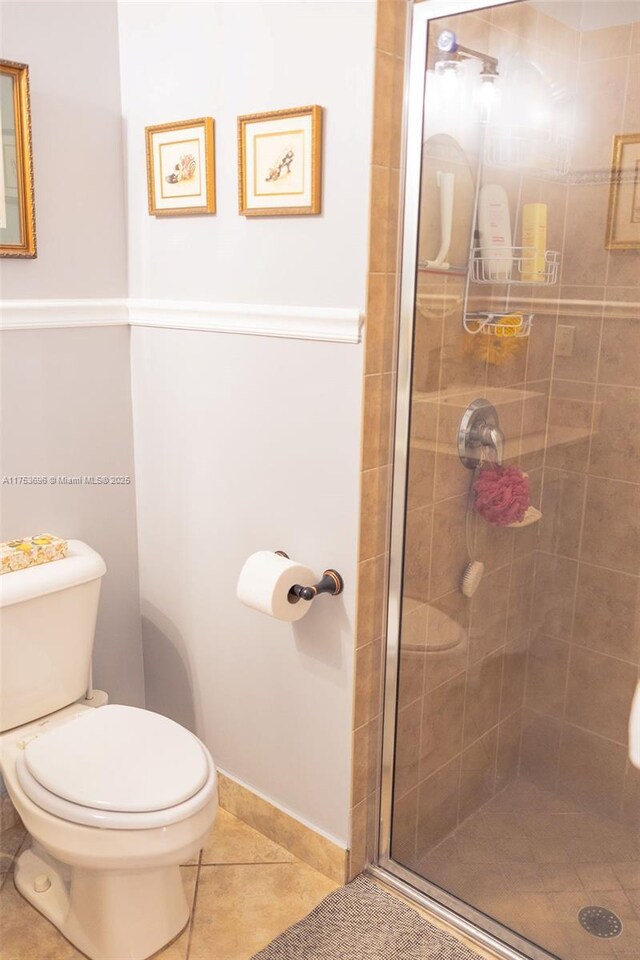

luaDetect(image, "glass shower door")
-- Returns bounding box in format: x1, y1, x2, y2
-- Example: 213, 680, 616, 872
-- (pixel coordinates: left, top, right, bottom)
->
380, 2, 640, 959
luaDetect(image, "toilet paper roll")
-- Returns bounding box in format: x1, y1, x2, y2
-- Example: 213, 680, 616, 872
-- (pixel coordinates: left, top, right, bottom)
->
236, 551, 316, 622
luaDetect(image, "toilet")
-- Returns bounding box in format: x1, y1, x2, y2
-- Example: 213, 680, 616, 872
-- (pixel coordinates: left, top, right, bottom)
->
0, 540, 218, 960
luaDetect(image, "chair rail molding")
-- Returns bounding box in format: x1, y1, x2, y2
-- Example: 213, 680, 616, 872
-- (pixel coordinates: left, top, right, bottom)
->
1, 298, 364, 344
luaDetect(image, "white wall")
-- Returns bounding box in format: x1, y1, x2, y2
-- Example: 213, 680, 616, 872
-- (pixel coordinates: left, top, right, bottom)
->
118, 0, 375, 306
0, 1, 145, 707
0, 0, 128, 298
131, 327, 363, 843
121, 0, 375, 843
0, 327, 145, 708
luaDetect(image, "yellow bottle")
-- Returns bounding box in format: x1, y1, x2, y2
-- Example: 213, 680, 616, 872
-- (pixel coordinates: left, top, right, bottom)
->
521, 203, 547, 282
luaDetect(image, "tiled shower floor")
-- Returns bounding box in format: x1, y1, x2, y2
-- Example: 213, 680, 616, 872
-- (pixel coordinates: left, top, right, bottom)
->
419, 779, 640, 960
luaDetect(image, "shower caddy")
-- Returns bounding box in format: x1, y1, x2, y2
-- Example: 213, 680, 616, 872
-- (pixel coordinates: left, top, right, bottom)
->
461, 124, 565, 338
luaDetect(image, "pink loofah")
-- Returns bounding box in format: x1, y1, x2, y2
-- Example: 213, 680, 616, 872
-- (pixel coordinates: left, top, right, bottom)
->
473, 465, 530, 526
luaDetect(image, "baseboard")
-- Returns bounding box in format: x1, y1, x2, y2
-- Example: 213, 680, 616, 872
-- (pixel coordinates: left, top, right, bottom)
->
217, 771, 348, 884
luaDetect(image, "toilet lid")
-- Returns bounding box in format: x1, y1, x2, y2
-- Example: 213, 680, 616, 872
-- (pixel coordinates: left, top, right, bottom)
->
23, 705, 210, 813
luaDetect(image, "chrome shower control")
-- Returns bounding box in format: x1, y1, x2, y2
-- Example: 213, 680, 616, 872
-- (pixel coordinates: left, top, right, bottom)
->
457, 398, 504, 469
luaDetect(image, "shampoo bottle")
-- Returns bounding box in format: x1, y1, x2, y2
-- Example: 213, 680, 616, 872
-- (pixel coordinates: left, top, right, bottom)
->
478, 184, 513, 281
521, 203, 547, 282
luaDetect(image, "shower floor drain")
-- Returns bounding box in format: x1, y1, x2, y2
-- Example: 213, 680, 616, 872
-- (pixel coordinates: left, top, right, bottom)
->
578, 906, 623, 938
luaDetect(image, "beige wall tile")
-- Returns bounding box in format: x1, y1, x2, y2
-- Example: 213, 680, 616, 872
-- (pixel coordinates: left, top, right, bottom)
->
365, 273, 388, 375
500, 633, 528, 720
580, 23, 632, 62
420, 671, 465, 780
561, 186, 610, 285
458, 727, 498, 822
599, 318, 640, 387
565, 645, 637, 744
371, 49, 394, 168
589, 385, 640, 483
362, 373, 393, 470
621, 762, 640, 830
390, 786, 419, 869
422, 591, 470, 692
520, 709, 562, 792
496, 710, 523, 788
352, 715, 381, 808
429, 494, 467, 599
354, 637, 384, 728
359, 465, 390, 561
356, 554, 387, 646
623, 54, 640, 130
463, 650, 503, 747
525, 633, 570, 719
376, 0, 397, 56
404, 504, 433, 601
394, 698, 422, 797
416, 756, 461, 855
469, 564, 509, 664
557, 724, 628, 820
532, 553, 578, 640
407, 444, 436, 509
573, 59, 627, 173
553, 315, 602, 383
538, 468, 587, 559
581, 476, 640, 574
573, 562, 640, 664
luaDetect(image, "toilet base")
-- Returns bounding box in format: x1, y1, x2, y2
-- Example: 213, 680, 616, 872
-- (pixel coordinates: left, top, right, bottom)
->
15, 844, 190, 960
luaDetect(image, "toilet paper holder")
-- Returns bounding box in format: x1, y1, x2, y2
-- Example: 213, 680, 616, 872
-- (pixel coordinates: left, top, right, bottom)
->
275, 551, 344, 603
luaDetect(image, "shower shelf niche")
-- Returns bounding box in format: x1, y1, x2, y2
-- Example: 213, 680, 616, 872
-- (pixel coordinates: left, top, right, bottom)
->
470, 247, 560, 285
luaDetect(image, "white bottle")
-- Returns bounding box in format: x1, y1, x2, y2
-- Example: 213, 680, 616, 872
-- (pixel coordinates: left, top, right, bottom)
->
478, 184, 513, 281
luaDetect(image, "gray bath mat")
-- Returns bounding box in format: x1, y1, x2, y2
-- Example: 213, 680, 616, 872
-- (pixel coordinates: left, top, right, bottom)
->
252, 874, 483, 959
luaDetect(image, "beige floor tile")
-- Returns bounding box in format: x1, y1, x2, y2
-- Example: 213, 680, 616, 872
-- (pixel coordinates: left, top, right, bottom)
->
200, 809, 296, 866
189, 861, 336, 960
0, 875, 83, 960
0, 865, 198, 960
0, 823, 27, 875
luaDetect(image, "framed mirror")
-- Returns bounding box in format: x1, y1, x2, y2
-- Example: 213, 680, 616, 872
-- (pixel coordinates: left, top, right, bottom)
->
1, 60, 36, 258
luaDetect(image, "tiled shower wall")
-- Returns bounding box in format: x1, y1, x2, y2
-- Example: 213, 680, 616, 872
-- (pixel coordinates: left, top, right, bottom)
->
520, 17, 640, 831
349, 0, 408, 880
351, 0, 640, 877
390, 1, 582, 869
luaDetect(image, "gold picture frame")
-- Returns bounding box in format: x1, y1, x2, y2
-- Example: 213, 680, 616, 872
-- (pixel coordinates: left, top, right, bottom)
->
606, 133, 640, 250
237, 105, 322, 216
0, 60, 36, 258
145, 117, 216, 217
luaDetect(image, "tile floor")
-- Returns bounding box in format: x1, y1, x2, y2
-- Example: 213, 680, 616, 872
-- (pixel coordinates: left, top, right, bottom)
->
418, 779, 640, 960
0, 807, 499, 960
0, 808, 338, 960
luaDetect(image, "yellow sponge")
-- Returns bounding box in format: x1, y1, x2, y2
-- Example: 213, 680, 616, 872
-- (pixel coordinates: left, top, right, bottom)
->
1, 535, 68, 575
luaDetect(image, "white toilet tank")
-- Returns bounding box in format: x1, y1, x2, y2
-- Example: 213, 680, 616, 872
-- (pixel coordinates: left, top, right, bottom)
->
0, 540, 106, 732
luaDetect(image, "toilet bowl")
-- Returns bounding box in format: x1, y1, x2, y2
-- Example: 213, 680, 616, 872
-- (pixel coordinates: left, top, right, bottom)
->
0, 540, 218, 960
0, 701, 218, 960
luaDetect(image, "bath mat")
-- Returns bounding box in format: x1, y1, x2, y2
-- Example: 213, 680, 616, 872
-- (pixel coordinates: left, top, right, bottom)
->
252, 874, 484, 959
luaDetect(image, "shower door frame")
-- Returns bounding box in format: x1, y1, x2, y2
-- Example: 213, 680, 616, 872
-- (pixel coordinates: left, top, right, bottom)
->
374, 3, 559, 960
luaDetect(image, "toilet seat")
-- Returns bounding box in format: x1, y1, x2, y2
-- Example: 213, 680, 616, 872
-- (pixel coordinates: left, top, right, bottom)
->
16, 705, 217, 830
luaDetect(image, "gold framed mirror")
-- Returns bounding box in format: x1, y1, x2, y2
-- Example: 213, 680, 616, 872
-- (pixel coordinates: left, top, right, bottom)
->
1, 59, 36, 258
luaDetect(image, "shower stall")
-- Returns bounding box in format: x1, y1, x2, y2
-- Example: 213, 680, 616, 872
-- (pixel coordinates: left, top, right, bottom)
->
375, 2, 640, 959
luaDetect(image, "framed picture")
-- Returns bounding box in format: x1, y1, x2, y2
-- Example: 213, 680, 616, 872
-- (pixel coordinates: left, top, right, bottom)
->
237, 105, 322, 216
606, 133, 640, 250
1, 60, 36, 258
145, 117, 216, 216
